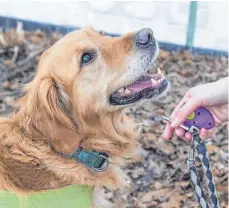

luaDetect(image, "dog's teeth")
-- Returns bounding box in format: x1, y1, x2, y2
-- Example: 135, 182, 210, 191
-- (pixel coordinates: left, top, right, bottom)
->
125, 88, 131, 94
118, 88, 124, 93
151, 78, 157, 86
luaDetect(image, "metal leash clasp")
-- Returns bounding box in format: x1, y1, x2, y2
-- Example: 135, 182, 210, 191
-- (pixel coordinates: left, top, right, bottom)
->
161, 116, 199, 168
187, 126, 200, 168
161, 116, 200, 136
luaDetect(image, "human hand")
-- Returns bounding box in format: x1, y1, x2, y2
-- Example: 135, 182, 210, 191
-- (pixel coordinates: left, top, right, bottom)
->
162, 77, 228, 141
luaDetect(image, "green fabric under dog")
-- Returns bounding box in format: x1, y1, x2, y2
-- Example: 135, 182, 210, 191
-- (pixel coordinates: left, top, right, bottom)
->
0, 185, 93, 208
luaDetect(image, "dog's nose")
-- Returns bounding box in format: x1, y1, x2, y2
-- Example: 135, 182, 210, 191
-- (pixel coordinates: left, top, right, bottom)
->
135, 28, 154, 48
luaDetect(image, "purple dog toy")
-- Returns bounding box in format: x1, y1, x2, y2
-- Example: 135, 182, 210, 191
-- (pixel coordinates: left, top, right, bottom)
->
183, 107, 215, 130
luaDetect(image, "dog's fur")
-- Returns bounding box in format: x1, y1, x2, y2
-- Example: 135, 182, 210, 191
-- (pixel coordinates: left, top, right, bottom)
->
0, 27, 159, 206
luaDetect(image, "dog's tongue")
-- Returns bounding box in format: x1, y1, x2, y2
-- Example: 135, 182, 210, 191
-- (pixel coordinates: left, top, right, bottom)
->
128, 80, 153, 93
116, 69, 164, 95
127, 74, 161, 93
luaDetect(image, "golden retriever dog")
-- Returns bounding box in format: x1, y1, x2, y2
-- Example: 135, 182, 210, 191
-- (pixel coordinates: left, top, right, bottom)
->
0, 27, 168, 207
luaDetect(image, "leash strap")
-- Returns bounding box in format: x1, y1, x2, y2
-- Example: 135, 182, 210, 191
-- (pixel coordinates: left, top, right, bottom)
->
188, 134, 209, 208
193, 134, 220, 208
189, 165, 209, 208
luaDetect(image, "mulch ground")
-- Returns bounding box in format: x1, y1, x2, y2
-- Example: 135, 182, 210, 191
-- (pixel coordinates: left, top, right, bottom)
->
0, 28, 228, 208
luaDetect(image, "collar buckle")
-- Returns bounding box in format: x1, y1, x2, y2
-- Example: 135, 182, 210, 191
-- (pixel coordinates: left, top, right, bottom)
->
92, 153, 109, 172
49, 142, 110, 172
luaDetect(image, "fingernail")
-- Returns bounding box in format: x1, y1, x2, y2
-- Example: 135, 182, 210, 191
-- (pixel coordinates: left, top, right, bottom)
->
162, 134, 167, 140
171, 118, 179, 127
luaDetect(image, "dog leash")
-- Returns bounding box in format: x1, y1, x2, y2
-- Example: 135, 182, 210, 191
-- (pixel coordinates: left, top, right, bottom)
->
162, 107, 220, 208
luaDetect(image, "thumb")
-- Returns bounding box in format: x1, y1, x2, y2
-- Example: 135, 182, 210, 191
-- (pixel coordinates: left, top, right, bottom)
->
171, 99, 201, 128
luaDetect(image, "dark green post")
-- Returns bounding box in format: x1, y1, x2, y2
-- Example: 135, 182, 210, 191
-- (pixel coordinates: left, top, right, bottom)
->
186, 1, 198, 48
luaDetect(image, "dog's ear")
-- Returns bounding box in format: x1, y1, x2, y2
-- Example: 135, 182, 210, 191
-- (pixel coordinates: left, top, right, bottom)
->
23, 75, 77, 132
39, 76, 76, 129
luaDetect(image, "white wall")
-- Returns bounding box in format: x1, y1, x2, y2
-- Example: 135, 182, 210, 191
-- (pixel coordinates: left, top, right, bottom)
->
195, 1, 228, 51
0, 1, 228, 51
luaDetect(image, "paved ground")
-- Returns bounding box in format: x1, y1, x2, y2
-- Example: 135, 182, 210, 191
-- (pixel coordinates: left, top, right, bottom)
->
0, 1, 228, 51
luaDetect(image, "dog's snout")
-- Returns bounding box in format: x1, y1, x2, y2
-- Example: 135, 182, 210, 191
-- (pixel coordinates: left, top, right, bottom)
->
135, 28, 154, 48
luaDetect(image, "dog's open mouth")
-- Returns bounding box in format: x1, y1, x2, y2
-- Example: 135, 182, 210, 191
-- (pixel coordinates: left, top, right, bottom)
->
110, 68, 168, 105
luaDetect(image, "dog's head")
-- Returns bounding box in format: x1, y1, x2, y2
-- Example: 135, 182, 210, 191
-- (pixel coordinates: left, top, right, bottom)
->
31, 27, 168, 117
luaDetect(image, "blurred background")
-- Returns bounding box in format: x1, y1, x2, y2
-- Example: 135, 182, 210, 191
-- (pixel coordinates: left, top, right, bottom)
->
0, 1, 228, 53
0, 1, 228, 208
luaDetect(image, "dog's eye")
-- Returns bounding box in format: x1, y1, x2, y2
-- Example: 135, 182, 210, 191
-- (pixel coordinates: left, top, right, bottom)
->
81, 53, 93, 65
